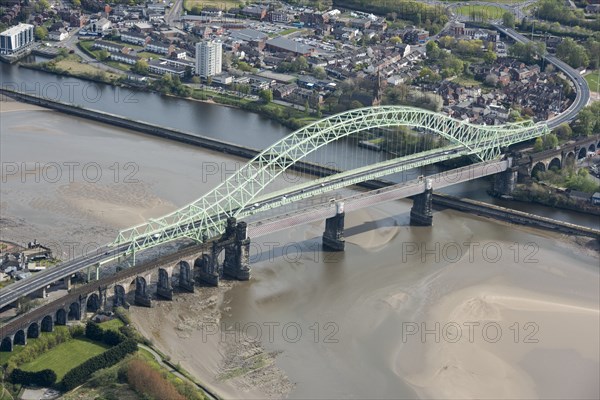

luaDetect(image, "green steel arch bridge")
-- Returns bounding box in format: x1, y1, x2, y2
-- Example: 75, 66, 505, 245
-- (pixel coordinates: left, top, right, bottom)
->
0, 105, 555, 310
113, 106, 549, 257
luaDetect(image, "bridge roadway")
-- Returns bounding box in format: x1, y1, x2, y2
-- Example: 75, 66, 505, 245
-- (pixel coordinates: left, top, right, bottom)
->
493, 25, 590, 129
246, 160, 510, 237
0, 145, 469, 310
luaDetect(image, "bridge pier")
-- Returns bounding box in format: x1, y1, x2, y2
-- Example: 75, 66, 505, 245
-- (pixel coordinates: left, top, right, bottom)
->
134, 276, 152, 307
178, 261, 195, 292
87, 263, 100, 282
223, 222, 251, 281
196, 244, 220, 286
323, 202, 345, 251
36, 286, 47, 299
157, 268, 173, 300
63, 276, 72, 291
410, 180, 433, 226
493, 168, 517, 197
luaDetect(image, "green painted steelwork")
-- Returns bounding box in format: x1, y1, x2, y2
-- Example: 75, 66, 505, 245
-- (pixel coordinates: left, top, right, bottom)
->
112, 106, 549, 255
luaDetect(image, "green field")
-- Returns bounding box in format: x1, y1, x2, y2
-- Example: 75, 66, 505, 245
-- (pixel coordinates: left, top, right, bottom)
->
456, 4, 505, 19
585, 71, 600, 92
21, 338, 109, 381
100, 318, 125, 332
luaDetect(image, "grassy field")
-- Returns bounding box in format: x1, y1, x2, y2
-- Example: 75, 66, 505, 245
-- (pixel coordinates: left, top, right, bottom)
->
585, 71, 600, 92
456, 4, 505, 19
21, 338, 109, 381
184, 0, 243, 11
136, 51, 161, 60
0, 386, 13, 400
100, 318, 125, 332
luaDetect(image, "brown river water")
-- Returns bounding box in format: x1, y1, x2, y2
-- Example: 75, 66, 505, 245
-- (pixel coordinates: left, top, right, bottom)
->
1, 102, 598, 399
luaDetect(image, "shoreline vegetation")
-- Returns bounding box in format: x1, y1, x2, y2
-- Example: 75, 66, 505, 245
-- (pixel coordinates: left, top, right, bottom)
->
0, 313, 211, 400
19, 59, 319, 131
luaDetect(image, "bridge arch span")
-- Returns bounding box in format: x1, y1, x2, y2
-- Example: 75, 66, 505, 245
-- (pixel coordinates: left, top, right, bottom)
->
532, 162, 546, 178
114, 284, 126, 308
56, 308, 67, 325
564, 151, 576, 167
14, 329, 26, 345
68, 301, 81, 321
41, 315, 54, 332
589, 144, 596, 153
0, 337, 13, 352
578, 147, 587, 159
597, 141, 600, 150
86, 293, 101, 312
114, 106, 549, 254
27, 322, 40, 339
548, 157, 561, 171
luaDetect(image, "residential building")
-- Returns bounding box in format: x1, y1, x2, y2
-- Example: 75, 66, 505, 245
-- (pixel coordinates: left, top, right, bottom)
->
265, 37, 315, 56
110, 52, 139, 64
241, 5, 267, 20
121, 31, 150, 46
269, 10, 291, 23
148, 58, 187, 77
147, 40, 174, 55
196, 39, 222, 78
93, 40, 125, 53
0, 23, 34, 55
48, 29, 68, 41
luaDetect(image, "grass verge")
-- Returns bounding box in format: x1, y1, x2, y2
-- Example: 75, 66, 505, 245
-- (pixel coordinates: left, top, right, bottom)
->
20, 338, 109, 381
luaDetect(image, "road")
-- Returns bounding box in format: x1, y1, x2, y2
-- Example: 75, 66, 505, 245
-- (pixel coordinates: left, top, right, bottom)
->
61, 28, 126, 76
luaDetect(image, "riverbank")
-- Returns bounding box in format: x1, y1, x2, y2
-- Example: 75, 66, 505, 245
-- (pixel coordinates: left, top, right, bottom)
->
509, 183, 600, 216
17, 59, 316, 131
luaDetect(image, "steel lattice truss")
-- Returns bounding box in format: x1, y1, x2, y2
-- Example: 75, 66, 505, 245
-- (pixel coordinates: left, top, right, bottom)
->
113, 106, 549, 254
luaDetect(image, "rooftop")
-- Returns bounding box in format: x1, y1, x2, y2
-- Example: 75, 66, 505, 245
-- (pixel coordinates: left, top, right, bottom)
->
1, 23, 34, 36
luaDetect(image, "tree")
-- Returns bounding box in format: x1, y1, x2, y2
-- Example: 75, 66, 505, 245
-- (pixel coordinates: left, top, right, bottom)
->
313, 66, 327, 79
556, 38, 589, 69
259, 89, 273, 103
131, 60, 148, 75
502, 12, 515, 28
553, 123, 572, 140
426, 40, 440, 60
390, 36, 402, 45
292, 56, 309, 72
34, 26, 48, 41
483, 50, 497, 64
72, 0, 81, 7
485, 73, 498, 87
543, 133, 559, 150
533, 137, 544, 152
97, 50, 110, 61
35, 0, 50, 12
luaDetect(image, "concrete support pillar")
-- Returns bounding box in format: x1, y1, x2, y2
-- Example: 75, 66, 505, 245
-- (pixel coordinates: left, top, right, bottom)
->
87, 263, 100, 282
156, 268, 173, 300
134, 276, 152, 307
63, 276, 72, 291
493, 169, 518, 197
98, 286, 108, 310
113, 285, 128, 309
323, 202, 345, 251
223, 222, 251, 281
196, 244, 220, 286
410, 180, 433, 226
36, 286, 47, 299
178, 261, 195, 292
